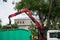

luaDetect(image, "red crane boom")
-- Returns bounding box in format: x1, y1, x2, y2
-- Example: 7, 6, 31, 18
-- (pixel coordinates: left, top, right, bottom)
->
8, 8, 43, 40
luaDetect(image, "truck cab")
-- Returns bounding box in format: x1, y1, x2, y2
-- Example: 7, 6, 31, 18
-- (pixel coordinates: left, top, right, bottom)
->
47, 30, 60, 40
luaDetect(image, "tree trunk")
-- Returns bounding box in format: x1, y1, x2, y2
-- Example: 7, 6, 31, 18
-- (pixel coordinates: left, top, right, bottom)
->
38, 8, 47, 40
38, 8, 44, 26
38, 0, 53, 40
47, 0, 53, 28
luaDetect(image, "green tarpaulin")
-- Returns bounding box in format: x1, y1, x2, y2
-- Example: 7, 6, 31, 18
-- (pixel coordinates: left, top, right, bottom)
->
0, 29, 31, 40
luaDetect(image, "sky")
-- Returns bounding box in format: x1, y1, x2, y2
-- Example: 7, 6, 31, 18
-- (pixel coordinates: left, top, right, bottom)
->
0, 0, 29, 25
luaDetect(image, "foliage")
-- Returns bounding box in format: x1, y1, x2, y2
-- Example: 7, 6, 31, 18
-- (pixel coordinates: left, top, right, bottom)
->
29, 23, 38, 35
0, 22, 18, 29
0, 20, 1, 23
29, 23, 38, 40
3, 0, 7, 2
11, 22, 18, 28
2, 25, 8, 29
0, 19, 2, 29
15, 0, 49, 11
0, 24, 2, 29
15, 0, 60, 29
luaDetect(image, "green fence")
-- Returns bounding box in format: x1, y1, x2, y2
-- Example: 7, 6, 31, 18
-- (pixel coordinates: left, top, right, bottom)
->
0, 29, 31, 40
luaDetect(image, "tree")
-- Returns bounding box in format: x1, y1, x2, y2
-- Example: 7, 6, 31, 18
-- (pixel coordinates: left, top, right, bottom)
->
2, 22, 18, 29
15, 0, 60, 40
29, 22, 39, 40
48, 0, 60, 29
0, 19, 2, 29
3, 0, 7, 2
11, 22, 18, 28
15, 0, 49, 27
15, 0, 60, 29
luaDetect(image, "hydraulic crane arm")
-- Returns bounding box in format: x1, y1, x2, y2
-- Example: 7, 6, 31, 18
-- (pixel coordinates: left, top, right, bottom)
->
8, 8, 43, 40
